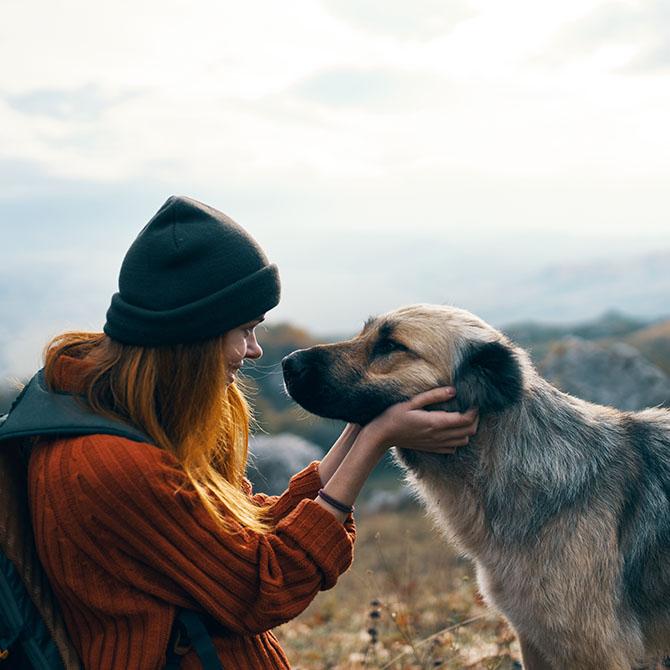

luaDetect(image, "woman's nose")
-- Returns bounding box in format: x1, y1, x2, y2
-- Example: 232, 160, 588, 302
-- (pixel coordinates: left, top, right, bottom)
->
245, 335, 263, 359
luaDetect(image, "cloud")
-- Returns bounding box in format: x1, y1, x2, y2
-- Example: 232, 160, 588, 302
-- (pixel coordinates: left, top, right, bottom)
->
627, 34, 670, 72
321, 0, 475, 41
0, 158, 64, 199
290, 67, 451, 108
542, 0, 670, 72
5, 83, 138, 121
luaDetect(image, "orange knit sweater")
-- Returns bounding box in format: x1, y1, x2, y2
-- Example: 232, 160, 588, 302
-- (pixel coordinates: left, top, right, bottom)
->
28, 355, 356, 669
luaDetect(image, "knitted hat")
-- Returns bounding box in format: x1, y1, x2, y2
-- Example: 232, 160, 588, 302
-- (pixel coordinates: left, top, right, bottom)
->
103, 195, 280, 346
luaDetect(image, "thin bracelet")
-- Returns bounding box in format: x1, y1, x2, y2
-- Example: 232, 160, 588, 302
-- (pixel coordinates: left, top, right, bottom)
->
317, 488, 354, 514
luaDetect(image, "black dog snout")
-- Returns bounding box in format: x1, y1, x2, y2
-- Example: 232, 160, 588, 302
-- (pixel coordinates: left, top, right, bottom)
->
281, 348, 326, 407
281, 351, 304, 379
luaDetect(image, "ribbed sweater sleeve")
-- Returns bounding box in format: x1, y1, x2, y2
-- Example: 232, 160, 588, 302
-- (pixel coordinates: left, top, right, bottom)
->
48, 435, 356, 637
243, 460, 320, 519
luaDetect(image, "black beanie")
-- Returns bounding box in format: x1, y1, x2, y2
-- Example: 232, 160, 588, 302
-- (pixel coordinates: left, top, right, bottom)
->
103, 195, 281, 346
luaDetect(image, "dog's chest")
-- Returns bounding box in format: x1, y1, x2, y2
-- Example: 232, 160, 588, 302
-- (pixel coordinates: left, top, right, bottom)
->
401, 461, 492, 556
395, 439, 502, 554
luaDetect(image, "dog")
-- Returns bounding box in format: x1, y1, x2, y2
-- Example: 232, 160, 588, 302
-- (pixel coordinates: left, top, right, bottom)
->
281, 303, 670, 669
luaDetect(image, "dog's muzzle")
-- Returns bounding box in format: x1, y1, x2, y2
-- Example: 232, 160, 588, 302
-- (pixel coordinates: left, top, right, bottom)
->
282, 348, 324, 412
282, 347, 361, 421
281, 350, 304, 380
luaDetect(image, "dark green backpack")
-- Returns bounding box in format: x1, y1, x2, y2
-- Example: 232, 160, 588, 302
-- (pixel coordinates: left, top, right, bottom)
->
0, 369, 222, 669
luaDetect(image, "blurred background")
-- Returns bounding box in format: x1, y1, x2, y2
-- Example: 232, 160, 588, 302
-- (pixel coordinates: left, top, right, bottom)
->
2, 0, 670, 482
1, 3, 669, 663
2, 0, 669, 373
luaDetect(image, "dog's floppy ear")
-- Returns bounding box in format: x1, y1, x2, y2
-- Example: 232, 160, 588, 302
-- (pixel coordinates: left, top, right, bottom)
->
452, 340, 523, 412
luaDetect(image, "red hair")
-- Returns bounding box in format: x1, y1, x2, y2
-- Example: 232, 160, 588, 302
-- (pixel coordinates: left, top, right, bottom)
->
42, 331, 274, 534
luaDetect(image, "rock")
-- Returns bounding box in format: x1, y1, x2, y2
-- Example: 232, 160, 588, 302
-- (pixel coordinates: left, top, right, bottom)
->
247, 432, 323, 495
362, 486, 417, 514
540, 336, 670, 411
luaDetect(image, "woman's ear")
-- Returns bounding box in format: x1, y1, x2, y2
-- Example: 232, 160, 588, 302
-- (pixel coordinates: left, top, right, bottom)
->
452, 340, 523, 413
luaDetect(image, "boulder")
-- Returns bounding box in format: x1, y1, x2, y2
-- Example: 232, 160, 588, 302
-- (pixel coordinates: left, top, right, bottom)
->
247, 432, 323, 495
362, 486, 417, 514
540, 336, 670, 411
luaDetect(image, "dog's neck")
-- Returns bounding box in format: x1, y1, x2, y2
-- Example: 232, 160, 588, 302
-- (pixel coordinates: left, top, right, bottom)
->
403, 373, 627, 546
460, 373, 627, 544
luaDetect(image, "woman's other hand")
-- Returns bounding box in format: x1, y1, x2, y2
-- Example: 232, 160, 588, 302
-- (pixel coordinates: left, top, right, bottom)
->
361, 387, 479, 455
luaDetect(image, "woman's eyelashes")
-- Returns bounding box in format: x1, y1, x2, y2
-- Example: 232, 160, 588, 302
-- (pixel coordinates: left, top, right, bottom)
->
243, 321, 266, 337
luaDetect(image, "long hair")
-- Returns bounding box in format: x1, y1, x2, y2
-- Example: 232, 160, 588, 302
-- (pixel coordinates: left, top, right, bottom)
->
42, 331, 275, 534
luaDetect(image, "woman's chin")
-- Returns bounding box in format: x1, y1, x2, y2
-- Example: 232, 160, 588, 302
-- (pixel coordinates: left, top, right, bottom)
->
226, 365, 242, 385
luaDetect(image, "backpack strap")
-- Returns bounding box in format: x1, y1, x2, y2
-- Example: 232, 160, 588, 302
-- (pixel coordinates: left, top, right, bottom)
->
164, 610, 224, 670
0, 369, 152, 446
0, 552, 66, 669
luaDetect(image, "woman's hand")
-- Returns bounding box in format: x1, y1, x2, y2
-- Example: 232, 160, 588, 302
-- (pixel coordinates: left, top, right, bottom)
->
361, 387, 479, 455
314, 391, 477, 522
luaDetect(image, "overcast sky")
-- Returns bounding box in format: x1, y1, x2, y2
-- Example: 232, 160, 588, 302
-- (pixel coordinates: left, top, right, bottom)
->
1, 0, 669, 379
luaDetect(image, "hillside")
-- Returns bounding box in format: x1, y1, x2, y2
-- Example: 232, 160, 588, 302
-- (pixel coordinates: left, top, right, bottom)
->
502, 310, 654, 365
0, 381, 23, 416
625, 320, 670, 376
3, 247, 670, 382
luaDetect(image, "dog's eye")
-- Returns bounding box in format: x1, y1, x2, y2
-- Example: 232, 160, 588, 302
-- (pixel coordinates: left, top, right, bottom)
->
373, 339, 410, 357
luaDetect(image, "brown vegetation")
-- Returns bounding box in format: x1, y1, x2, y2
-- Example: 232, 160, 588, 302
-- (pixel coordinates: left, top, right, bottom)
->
276, 507, 522, 669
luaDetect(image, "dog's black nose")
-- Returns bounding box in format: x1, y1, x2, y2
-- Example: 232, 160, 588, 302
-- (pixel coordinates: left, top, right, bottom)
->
281, 352, 303, 379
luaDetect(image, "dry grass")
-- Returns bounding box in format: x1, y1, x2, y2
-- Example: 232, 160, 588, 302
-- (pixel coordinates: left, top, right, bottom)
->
275, 507, 522, 669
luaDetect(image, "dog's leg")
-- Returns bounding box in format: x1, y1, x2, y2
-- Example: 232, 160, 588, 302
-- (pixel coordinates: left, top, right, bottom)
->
519, 636, 555, 670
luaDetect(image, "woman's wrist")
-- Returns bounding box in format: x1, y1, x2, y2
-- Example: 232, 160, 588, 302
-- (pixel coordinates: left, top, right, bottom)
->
318, 423, 363, 486
357, 424, 390, 457
338, 423, 362, 449
313, 426, 388, 522
317, 488, 354, 514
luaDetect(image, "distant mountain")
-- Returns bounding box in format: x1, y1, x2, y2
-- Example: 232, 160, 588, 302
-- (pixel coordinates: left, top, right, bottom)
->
2, 243, 670, 381
0, 384, 21, 416
502, 310, 659, 364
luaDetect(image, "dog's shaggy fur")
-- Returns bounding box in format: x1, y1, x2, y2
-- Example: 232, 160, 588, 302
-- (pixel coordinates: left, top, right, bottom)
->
282, 304, 670, 669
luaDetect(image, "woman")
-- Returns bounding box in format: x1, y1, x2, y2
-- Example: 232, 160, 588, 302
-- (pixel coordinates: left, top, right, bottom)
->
29, 195, 478, 669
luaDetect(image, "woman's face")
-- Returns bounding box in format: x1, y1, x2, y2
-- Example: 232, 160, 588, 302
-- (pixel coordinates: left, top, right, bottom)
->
221, 315, 265, 384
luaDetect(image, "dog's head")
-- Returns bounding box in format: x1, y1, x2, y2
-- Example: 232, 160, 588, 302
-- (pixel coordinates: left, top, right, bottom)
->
282, 304, 525, 425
